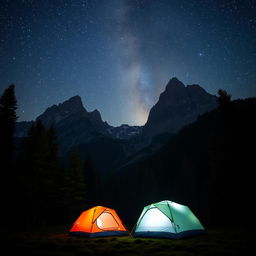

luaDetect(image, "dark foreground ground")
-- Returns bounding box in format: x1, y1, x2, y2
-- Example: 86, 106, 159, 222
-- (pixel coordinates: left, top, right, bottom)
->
4, 227, 255, 256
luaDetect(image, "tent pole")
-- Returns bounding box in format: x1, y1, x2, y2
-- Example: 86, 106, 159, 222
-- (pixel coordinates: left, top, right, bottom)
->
89, 207, 97, 234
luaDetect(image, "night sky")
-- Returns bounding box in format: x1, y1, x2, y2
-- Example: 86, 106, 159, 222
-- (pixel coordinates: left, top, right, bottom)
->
1, 0, 256, 126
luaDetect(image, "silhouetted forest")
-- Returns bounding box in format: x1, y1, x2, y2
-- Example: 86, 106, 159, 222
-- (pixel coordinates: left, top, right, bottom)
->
1, 85, 256, 230
0, 85, 102, 229
0, 85, 18, 226
110, 95, 256, 227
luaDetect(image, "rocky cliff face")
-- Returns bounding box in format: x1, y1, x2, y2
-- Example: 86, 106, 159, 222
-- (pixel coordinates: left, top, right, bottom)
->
34, 96, 112, 152
108, 124, 142, 140
141, 77, 218, 139
35, 95, 87, 128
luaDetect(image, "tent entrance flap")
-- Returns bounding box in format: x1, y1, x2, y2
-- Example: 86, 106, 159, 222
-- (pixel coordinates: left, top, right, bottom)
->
96, 212, 119, 230
135, 207, 175, 233
92, 207, 107, 222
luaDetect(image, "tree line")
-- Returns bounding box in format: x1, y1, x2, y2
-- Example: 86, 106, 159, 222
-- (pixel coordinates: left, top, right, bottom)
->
0, 85, 101, 229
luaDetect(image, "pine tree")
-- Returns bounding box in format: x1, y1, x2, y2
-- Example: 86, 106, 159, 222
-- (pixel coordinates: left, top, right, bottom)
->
85, 156, 102, 204
217, 89, 231, 106
0, 85, 18, 226
46, 125, 60, 182
17, 121, 64, 227
0, 84, 17, 170
63, 152, 86, 217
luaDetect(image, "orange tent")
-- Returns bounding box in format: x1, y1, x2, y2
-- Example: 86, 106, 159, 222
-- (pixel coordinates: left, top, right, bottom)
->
69, 206, 128, 237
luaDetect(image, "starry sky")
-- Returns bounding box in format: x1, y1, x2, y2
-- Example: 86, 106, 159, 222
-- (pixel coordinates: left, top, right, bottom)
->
0, 0, 256, 126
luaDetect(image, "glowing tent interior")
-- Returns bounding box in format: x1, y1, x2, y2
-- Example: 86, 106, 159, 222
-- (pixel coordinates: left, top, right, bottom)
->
133, 200, 205, 239
69, 206, 128, 237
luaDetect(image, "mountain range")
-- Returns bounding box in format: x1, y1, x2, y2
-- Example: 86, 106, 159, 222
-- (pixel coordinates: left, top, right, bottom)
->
15, 77, 218, 170
12, 78, 256, 228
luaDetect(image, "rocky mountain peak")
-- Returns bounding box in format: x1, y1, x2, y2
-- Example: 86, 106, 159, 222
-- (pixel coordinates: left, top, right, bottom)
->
60, 95, 86, 113
141, 77, 218, 140
36, 95, 87, 128
165, 77, 185, 90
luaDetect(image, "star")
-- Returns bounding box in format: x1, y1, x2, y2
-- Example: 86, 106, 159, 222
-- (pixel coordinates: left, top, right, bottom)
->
0, 0, 255, 125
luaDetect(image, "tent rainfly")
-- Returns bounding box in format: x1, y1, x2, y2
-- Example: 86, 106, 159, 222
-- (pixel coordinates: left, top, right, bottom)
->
69, 206, 128, 237
133, 200, 205, 239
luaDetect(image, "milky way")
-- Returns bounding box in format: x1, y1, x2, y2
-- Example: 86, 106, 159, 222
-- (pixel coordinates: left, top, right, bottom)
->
0, 0, 255, 126
116, 0, 154, 124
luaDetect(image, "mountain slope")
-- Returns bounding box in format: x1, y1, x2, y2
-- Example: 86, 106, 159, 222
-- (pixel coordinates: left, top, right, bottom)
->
141, 77, 218, 140
114, 98, 256, 226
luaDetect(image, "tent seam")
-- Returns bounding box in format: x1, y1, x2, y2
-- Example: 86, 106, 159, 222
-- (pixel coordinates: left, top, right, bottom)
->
167, 201, 178, 235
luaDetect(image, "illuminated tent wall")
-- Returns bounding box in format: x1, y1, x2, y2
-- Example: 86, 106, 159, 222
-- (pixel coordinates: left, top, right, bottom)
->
70, 206, 128, 237
133, 200, 205, 239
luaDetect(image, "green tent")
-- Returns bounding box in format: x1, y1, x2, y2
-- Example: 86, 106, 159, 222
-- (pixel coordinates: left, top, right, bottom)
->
133, 200, 205, 238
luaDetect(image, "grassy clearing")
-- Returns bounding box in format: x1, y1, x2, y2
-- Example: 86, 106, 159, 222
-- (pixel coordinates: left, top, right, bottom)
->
4, 227, 255, 256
